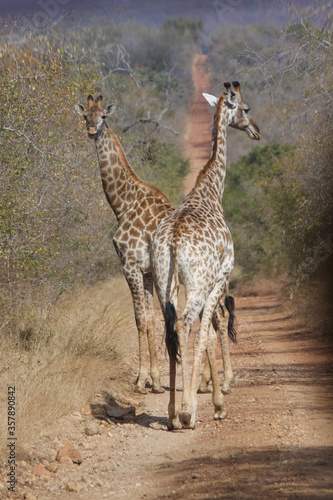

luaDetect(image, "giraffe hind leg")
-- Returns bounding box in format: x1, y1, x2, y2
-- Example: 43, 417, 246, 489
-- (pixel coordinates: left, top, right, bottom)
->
182, 280, 228, 428
214, 301, 234, 394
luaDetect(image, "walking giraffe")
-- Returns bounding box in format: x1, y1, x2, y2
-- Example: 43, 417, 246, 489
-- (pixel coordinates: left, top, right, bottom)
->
75, 94, 173, 394
151, 82, 260, 429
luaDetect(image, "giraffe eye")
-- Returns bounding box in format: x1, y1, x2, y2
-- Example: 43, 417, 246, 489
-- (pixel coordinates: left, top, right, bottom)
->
244, 108, 250, 114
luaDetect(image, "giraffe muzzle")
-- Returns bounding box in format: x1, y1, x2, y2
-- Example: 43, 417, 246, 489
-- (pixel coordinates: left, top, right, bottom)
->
89, 126, 98, 135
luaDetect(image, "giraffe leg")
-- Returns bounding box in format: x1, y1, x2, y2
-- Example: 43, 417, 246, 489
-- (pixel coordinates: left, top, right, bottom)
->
198, 308, 213, 393
199, 301, 234, 394
143, 273, 164, 393
167, 354, 181, 430
176, 317, 193, 429
198, 353, 212, 393
214, 302, 234, 394
124, 270, 150, 394
182, 280, 227, 429
206, 324, 227, 420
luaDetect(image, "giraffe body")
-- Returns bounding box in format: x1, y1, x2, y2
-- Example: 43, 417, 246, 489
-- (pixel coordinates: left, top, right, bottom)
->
76, 95, 173, 393
151, 82, 260, 429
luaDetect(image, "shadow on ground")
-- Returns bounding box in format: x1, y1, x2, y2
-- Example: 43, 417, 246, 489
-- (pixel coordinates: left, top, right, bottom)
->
155, 446, 333, 499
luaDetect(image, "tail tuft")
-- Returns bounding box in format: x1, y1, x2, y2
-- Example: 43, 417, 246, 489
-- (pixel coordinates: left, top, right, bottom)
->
224, 295, 237, 343
165, 302, 180, 363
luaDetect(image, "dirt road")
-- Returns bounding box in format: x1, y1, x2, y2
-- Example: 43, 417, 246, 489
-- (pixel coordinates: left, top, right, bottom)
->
183, 54, 212, 194
16, 286, 333, 499
6, 55, 333, 499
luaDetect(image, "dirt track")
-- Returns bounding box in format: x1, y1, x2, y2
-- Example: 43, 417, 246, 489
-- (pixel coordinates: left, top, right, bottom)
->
7, 55, 333, 499
184, 54, 212, 194
19, 286, 333, 499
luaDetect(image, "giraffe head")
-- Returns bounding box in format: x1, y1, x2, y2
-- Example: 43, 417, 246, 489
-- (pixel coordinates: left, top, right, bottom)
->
75, 95, 116, 139
203, 81, 260, 140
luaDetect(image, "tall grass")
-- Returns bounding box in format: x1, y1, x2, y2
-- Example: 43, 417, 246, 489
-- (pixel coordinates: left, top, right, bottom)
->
0, 275, 138, 448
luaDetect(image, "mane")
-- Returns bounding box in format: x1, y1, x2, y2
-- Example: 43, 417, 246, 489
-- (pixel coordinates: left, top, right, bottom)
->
193, 95, 226, 192
106, 125, 172, 206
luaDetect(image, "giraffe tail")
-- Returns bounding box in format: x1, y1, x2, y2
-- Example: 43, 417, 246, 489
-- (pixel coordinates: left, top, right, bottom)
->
165, 226, 181, 364
224, 294, 237, 343
165, 302, 180, 364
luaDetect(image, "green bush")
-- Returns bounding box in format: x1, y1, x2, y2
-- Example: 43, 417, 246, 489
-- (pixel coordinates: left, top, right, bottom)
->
224, 144, 294, 280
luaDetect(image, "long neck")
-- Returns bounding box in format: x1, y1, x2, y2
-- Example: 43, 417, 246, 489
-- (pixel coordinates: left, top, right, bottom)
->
94, 124, 140, 221
194, 98, 228, 202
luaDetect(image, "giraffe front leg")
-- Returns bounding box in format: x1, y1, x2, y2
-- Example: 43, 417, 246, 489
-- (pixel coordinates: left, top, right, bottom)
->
198, 353, 212, 393
206, 324, 227, 420
144, 273, 164, 393
125, 270, 149, 394
213, 302, 233, 394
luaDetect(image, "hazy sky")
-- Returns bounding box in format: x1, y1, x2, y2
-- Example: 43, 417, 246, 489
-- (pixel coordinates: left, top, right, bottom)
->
0, 0, 318, 28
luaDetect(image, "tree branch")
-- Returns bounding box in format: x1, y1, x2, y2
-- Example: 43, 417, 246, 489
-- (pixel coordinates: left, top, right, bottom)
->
2, 126, 45, 156
123, 117, 178, 136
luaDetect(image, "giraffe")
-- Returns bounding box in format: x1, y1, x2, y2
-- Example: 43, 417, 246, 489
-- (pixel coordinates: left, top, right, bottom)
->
151, 81, 260, 429
75, 94, 174, 394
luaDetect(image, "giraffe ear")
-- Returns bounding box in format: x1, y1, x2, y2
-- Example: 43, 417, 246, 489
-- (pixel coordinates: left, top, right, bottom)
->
103, 104, 116, 117
75, 104, 86, 116
202, 93, 219, 107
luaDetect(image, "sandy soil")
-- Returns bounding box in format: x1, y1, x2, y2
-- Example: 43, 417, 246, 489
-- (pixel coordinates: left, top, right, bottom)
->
7, 285, 332, 499
2, 55, 332, 499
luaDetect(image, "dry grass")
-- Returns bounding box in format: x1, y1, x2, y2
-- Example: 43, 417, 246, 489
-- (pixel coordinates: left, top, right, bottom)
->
0, 275, 138, 450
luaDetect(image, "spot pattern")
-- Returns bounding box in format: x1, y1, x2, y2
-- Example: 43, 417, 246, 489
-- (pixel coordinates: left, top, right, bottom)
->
151, 86, 260, 430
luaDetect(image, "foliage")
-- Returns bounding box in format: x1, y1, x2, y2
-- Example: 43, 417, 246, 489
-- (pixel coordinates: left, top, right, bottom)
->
140, 139, 190, 206
0, 16, 193, 335
162, 18, 204, 43
209, 5, 333, 286
224, 144, 294, 280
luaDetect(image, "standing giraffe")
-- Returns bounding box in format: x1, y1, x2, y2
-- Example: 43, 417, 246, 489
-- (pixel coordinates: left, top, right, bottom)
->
75, 95, 174, 394
151, 82, 260, 429
75, 94, 237, 396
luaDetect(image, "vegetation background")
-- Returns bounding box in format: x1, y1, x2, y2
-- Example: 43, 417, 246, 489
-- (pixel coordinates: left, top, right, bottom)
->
0, 0, 331, 446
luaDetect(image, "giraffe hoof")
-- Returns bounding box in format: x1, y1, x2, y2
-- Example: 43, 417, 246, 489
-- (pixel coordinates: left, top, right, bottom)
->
221, 387, 231, 395
179, 412, 195, 429
214, 407, 227, 420
152, 385, 165, 394
197, 385, 211, 394
134, 386, 147, 395
167, 417, 181, 431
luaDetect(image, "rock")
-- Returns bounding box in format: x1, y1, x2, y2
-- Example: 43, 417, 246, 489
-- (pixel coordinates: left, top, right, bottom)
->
105, 405, 136, 419
45, 461, 58, 473
56, 438, 82, 464
65, 480, 83, 492
23, 493, 38, 500
24, 473, 36, 486
84, 421, 101, 436
32, 463, 52, 479
59, 456, 73, 466
17, 460, 27, 469
78, 403, 91, 415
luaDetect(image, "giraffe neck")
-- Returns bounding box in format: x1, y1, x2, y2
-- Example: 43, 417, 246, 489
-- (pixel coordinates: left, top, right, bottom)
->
194, 97, 228, 202
94, 124, 140, 221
